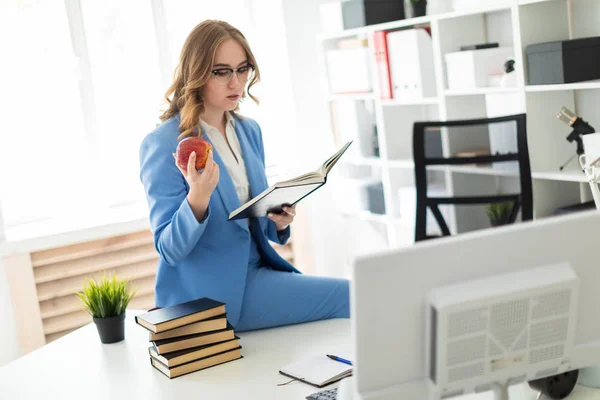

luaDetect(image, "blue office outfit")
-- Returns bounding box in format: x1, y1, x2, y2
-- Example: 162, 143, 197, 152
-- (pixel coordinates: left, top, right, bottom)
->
139, 114, 349, 330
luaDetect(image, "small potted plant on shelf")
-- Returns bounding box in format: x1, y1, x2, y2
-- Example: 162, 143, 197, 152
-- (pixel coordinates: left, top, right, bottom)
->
410, 0, 427, 17
484, 201, 515, 227
76, 273, 136, 344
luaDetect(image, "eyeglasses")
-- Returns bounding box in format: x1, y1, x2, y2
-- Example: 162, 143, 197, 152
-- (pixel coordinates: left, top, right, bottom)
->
210, 64, 255, 85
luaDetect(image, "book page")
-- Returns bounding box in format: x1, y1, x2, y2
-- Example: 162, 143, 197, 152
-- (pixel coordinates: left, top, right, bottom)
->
276, 171, 322, 186
320, 141, 353, 176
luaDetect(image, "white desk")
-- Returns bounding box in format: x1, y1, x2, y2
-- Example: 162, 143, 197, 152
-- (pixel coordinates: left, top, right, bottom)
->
0, 311, 351, 400
1, 311, 599, 400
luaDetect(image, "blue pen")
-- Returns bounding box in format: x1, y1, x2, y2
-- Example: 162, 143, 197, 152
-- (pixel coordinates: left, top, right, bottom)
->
326, 354, 353, 366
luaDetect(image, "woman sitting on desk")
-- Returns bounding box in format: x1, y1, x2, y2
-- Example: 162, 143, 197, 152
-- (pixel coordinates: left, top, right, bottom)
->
139, 20, 349, 331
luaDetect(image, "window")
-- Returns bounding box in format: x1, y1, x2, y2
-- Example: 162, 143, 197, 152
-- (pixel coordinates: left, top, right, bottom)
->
0, 0, 296, 232
79, 0, 164, 208
0, 1, 89, 226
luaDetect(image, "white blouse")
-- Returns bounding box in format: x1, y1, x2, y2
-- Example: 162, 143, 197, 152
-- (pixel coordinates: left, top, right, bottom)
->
199, 112, 251, 205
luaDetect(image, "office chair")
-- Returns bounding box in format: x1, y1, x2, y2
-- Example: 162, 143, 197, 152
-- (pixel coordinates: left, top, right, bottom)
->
413, 113, 533, 242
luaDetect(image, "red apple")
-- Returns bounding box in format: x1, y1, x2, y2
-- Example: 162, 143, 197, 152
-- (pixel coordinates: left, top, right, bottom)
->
175, 137, 212, 171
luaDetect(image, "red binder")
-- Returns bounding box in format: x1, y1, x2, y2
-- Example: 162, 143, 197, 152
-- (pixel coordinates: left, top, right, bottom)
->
374, 31, 392, 100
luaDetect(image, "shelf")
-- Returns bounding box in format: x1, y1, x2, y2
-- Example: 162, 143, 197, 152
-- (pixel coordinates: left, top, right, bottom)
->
525, 80, 600, 93
531, 170, 587, 183
361, 14, 432, 34
317, 26, 371, 42
380, 97, 439, 106
387, 159, 415, 169
518, 0, 561, 5
444, 87, 520, 96
317, 3, 514, 42
436, 4, 513, 21
430, 165, 520, 177
318, 15, 432, 41
328, 93, 375, 102
425, 165, 588, 183
340, 210, 390, 224
341, 157, 382, 167
317, 0, 594, 259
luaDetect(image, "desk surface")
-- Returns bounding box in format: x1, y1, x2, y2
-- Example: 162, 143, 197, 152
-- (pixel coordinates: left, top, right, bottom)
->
1, 312, 599, 400
0, 311, 351, 400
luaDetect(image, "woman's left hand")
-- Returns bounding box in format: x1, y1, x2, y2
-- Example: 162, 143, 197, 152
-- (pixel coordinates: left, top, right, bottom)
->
268, 205, 296, 231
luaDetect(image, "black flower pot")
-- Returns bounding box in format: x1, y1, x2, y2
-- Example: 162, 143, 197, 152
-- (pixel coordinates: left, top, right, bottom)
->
411, 1, 427, 17
93, 313, 126, 344
490, 220, 509, 227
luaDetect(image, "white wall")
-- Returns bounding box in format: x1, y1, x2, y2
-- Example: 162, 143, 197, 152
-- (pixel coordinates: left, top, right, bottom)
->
280, 0, 351, 278
0, 258, 23, 366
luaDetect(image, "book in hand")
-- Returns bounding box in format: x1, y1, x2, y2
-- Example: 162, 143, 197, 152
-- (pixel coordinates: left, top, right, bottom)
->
150, 348, 243, 379
279, 346, 353, 388
148, 314, 228, 341
148, 336, 241, 368
151, 322, 236, 355
135, 297, 225, 334
228, 141, 353, 220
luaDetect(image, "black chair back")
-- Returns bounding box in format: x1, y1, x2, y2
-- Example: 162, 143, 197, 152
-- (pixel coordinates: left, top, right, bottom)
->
413, 113, 533, 242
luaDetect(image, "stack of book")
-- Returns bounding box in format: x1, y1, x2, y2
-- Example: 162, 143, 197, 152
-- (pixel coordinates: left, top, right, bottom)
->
135, 297, 242, 379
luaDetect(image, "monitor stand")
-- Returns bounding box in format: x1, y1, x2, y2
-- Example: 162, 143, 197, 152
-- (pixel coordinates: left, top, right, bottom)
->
336, 377, 354, 400
490, 382, 509, 400
490, 372, 579, 400
528, 371, 579, 400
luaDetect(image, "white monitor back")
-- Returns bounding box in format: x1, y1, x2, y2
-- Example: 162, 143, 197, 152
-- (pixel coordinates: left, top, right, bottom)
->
428, 262, 579, 398
350, 210, 600, 400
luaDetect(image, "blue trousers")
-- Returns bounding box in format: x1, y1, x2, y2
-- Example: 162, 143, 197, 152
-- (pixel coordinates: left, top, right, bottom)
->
234, 263, 350, 332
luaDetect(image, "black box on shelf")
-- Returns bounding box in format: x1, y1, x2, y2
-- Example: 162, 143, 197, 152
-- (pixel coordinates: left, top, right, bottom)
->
366, 182, 386, 215
526, 36, 600, 85
342, 0, 405, 30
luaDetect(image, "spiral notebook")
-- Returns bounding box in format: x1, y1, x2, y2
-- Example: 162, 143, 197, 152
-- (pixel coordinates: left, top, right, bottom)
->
278, 346, 353, 388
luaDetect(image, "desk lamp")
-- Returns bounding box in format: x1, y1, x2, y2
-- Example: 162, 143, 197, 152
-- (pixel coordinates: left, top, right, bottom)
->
556, 106, 596, 171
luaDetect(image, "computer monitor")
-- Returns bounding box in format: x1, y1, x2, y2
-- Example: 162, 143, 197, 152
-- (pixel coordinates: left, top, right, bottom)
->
349, 210, 600, 400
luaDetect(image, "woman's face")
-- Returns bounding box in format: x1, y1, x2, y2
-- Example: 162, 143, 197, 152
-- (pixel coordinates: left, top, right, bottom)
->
202, 39, 250, 114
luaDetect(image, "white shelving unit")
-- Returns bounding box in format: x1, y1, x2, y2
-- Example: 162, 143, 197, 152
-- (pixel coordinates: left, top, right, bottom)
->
317, 0, 600, 255
525, 80, 600, 92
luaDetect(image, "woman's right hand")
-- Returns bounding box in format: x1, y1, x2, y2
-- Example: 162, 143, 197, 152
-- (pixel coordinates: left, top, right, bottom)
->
173, 149, 220, 221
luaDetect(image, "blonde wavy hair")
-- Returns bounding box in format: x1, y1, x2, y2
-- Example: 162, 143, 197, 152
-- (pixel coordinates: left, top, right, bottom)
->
160, 20, 260, 140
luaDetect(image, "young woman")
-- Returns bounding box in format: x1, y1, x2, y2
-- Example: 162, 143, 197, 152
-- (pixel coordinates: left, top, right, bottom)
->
139, 20, 349, 331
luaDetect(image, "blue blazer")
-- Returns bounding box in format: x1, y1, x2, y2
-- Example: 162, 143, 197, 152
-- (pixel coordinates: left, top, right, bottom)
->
139, 114, 301, 326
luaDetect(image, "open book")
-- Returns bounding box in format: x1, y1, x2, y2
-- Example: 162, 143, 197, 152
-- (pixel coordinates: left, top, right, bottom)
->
228, 141, 353, 220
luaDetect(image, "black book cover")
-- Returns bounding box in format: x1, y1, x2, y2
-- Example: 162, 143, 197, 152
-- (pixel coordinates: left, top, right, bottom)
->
135, 297, 225, 326
151, 346, 243, 369
152, 322, 234, 347
147, 313, 228, 340
149, 336, 241, 361
150, 348, 244, 379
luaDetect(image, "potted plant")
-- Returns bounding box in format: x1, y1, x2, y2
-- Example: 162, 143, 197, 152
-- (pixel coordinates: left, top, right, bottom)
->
410, 0, 427, 17
76, 273, 136, 344
484, 201, 515, 227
